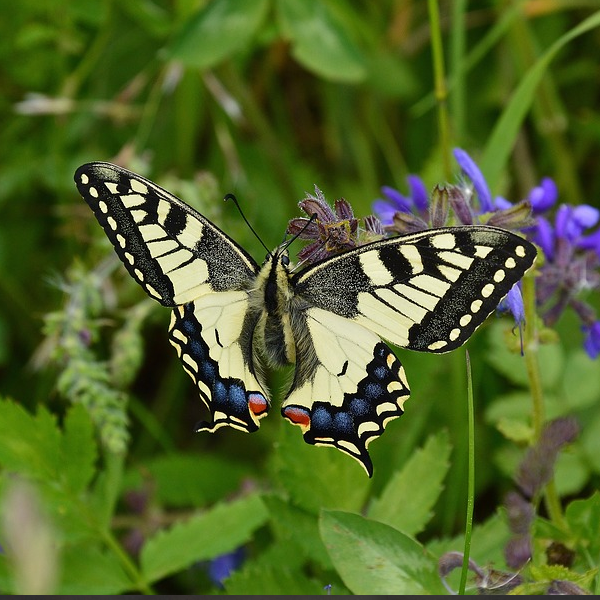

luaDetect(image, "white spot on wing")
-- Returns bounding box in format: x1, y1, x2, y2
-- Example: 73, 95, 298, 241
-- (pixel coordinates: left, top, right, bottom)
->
471, 299, 482, 313
494, 269, 506, 282
428, 340, 447, 351
130, 178, 148, 194
481, 283, 494, 298
474, 245, 493, 258
431, 233, 456, 249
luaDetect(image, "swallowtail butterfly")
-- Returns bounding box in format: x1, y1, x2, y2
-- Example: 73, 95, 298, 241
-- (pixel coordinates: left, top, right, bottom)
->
75, 163, 537, 476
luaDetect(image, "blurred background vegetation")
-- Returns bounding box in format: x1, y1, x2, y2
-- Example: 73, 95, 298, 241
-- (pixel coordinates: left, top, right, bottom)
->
1, 0, 600, 594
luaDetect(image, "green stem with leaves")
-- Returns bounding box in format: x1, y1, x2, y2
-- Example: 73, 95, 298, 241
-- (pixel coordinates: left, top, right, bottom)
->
522, 271, 566, 529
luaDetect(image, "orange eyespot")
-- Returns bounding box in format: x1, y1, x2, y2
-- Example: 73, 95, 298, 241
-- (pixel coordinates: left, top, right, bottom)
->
248, 393, 268, 417
282, 406, 311, 428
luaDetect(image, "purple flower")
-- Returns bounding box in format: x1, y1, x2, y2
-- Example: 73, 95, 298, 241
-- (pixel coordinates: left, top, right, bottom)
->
208, 547, 245, 588
531, 201, 600, 356
453, 147, 493, 213
373, 175, 429, 226
583, 322, 600, 359
529, 177, 558, 213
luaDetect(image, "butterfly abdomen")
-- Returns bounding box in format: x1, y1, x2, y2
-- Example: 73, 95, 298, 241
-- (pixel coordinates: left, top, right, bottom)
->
251, 249, 298, 368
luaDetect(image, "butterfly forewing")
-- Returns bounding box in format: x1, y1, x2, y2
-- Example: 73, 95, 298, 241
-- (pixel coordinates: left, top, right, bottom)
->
75, 162, 259, 306
292, 226, 537, 353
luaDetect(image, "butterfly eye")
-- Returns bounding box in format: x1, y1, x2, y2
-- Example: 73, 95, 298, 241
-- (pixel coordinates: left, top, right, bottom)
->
281, 254, 290, 266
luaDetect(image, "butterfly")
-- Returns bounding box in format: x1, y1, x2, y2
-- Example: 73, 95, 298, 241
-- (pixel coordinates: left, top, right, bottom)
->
75, 162, 537, 476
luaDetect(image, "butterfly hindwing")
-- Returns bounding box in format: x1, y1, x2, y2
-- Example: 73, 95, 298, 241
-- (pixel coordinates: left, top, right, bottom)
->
293, 226, 537, 353
75, 162, 259, 306
281, 307, 410, 476
168, 293, 269, 433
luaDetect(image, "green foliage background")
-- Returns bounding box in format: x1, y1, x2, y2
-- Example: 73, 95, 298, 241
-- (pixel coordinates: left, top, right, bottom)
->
1, 0, 600, 594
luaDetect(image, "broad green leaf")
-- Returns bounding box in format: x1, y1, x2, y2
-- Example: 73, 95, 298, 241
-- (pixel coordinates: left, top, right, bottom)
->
140, 493, 268, 584
495, 416, 533, 443
123, 452, 248, 507
166, 0, 269, 68
565, 491, 600, 560
485, 391, 560, 428
276, 0, 366, 82
562, 350, 600, 411
270, 421, 370, 514
580, 411, 600, 474
224, 561, 327, 595
368, 430, 451, 536
263, 493, 332, 569
481, 11, 600, 189
55, 544, 133, 595
0, 399, 61, 481
320, 510, 444, 595
427, 510, 510, 569
0, 555, 11, 593
554, 450, 587, 497
485, 321, 563, 389
59, 403, 97, 494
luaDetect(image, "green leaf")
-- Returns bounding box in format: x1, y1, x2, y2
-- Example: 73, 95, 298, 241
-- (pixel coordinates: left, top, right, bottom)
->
480, 11, 600, 189
320, 510, 444, 595
140, 493, 268, 584
276, 0, 366, 82
367, 430, 451, 536
270, 421, 371, 513
59, 403, 97, 494
485, 321, 563, 389
123, 452, 248, 507
224, 560, 326, 595
565, 491, 600, 561
263, 493, 332, 569
0, 399, 61, 481
55, 544, 133, 595
562, 350, 600, 411
165, 0, 269, 68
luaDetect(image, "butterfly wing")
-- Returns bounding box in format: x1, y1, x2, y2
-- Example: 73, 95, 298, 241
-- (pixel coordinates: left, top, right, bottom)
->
75, 162, 259, 306
75, 162, 270, 433
281, 308, 409, 477
292, 226, 537, 353
284, 226, 536, 475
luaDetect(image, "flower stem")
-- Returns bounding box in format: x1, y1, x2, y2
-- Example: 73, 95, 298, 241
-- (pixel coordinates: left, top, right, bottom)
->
459, 351, 475, 596
522, 273, 544, 440
522, 271, 566, 529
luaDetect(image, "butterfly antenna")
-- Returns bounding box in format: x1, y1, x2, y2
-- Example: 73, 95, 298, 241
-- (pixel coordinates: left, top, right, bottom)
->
283, 213, 318, 250
224, 193, 271, 256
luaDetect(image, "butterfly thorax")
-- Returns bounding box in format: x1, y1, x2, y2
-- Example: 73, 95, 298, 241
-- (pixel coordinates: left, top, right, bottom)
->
251, 247, 298, 368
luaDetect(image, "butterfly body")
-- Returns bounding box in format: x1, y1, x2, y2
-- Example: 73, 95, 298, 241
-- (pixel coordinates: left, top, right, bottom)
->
75, 162, 537, 476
